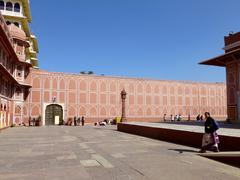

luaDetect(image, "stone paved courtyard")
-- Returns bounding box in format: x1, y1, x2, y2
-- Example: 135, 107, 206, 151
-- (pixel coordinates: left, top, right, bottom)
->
0, 125, 239, 180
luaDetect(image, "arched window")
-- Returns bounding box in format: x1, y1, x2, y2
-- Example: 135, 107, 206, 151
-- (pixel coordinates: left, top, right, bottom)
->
14, 22, 19, 27
15, 87, 21, 96
15, 105, 21, 114
6, 2, 13, 11
0, 1, 4, 10
14, 3, 20, 12
6, 21, 11, 25
17, 66, 22, 77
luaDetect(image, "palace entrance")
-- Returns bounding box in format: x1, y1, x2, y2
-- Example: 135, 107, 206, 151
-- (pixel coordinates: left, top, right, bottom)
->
45, 104, 63, 125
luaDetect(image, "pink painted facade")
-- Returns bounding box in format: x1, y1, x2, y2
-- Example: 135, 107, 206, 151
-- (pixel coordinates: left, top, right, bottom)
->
24, 69, 227, 125
0, 11, 32, 128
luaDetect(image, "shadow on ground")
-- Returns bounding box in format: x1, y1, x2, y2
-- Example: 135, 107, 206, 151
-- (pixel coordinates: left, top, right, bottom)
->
168, 149, 199, 154
160, 121, 240, 129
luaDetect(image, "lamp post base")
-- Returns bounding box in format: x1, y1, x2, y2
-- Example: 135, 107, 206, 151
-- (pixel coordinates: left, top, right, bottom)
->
121, 117, 127, 122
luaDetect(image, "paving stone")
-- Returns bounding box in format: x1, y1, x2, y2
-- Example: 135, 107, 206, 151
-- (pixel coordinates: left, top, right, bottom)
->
111, 153, 126, 158
56, 154, 77, 161
80, 160, 101, 167
91, 154, 114, 168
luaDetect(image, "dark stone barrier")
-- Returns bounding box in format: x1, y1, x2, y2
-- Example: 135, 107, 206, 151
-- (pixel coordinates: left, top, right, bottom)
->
117, 123, 240, 151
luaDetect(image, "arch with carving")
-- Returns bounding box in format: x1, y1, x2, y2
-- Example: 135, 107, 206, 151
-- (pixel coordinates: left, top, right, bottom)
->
31, 105, 40, 116
129, 83, 134, 94
110, 107, 116, 117
146, 108, 152, 116
155, 108, 161, 116
15, 105, 21, 114
137, 108, 143, 116
100, 107, 107, 116
79, 107, 86, 116
146, 84, 151, 94
90, 107, 97, 116
129, 108, 135, 116
154, 85, 160, 94
68, 106, 76, 117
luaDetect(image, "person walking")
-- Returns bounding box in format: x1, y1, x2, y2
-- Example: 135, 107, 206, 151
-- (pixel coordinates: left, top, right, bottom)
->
77, 117, 81, 126
81, 116, 85, 126
199, 112, 220, 153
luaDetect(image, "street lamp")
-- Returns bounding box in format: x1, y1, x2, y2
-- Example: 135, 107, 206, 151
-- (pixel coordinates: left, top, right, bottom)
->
121, 89, 127, 122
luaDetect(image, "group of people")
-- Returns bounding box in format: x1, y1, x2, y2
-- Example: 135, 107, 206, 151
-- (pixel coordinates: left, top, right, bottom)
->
196, 114, 204, 121
163, 114, 182, 121
65, 116, 85, 126
94, 118, 113, 126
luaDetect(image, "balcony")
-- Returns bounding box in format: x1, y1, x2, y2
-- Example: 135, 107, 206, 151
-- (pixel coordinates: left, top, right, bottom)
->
17, 53, 26, 62
0, 9, 24, 19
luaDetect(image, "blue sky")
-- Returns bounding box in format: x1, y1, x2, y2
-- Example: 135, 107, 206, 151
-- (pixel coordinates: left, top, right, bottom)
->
30, 0, 240, 82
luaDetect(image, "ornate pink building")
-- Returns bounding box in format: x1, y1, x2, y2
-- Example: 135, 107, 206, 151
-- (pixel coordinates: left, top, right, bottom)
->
23, 69, 227, 125
0, 12, 32, 128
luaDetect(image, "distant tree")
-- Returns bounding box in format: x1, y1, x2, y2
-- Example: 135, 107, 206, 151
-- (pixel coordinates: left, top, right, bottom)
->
80, 71, 94, 75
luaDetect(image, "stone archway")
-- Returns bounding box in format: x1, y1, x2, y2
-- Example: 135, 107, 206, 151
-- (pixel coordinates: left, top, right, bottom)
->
45, 104, 63, 125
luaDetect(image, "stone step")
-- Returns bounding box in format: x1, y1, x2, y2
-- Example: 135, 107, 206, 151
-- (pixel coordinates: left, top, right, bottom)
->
198, 152, 240, 168
198, 152, 240, 157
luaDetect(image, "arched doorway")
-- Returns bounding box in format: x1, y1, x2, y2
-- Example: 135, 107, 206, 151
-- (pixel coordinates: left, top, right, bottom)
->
45, 104, 63, 125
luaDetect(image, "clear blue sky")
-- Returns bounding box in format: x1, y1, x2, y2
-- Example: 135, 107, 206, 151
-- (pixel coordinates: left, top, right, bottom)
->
30, 0, 240, 82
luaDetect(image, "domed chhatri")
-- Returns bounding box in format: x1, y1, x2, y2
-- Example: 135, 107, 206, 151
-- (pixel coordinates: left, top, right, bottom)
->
7, 23, 27, 41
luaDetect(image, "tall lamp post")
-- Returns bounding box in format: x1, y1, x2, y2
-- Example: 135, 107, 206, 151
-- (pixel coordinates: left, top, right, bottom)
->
121, 89, 127, 122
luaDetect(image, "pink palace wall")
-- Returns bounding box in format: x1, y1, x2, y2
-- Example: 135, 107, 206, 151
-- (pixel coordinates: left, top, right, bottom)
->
23, 69, 227, 124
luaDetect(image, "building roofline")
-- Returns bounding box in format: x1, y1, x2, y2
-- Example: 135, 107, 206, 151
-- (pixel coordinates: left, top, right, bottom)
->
199, 48, 240, 67
31, 69, 226, 85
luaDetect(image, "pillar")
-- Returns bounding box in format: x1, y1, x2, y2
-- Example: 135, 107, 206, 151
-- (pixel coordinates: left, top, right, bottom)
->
121, 89, 127, 122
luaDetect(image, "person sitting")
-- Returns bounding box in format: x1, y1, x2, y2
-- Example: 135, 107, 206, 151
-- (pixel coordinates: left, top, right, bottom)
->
177, 114, 182, 121
94, 121, 107, 126
196, 114, 200, 121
